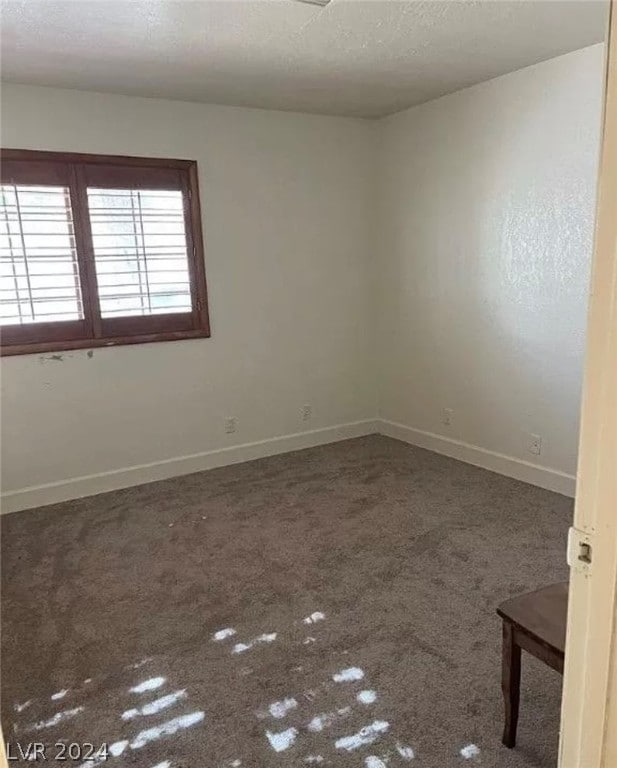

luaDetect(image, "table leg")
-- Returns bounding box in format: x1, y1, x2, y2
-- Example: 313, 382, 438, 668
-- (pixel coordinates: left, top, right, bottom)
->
501, 620, 521, 748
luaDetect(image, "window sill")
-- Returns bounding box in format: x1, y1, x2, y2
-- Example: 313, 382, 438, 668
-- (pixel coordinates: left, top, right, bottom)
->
0, 328, 211, 357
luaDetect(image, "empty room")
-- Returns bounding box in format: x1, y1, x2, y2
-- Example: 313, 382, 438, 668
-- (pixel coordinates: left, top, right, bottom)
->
1, 0, 616, 766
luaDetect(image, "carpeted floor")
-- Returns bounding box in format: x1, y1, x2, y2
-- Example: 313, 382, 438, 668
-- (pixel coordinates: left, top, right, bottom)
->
1, 435, 571, 767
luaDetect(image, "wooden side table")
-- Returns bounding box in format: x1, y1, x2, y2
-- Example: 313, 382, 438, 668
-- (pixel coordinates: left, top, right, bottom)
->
496, 582, 568, 748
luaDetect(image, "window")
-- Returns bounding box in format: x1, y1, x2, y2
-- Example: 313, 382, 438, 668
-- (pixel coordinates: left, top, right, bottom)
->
0, 150, 210, 355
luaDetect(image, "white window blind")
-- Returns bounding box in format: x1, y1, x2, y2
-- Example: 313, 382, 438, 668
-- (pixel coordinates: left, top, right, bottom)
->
0, 184, 84, 325
87, 188, 192, 318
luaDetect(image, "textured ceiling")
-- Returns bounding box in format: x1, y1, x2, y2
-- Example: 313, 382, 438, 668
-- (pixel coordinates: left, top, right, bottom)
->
1, 0, 608, 118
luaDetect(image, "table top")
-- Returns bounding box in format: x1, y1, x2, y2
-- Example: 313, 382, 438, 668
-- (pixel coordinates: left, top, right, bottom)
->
497, 582, 568, 655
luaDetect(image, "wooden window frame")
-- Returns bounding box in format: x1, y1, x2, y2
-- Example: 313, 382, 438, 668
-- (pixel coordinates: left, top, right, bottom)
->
0, 149, 210, 356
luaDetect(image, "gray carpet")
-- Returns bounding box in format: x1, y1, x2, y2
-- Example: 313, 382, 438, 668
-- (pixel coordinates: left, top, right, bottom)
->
1, 435, 570, 767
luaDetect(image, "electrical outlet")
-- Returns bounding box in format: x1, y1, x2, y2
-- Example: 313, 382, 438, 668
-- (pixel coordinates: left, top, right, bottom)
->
302, 404, 312, 422
527, 433, 542, 456
442, 408, 454, 427
224, 416, 237, 434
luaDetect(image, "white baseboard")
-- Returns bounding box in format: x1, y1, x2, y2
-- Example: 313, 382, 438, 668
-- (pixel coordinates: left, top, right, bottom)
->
378, 419, 576, 498
1, 417, 575, 514
1, 419, 379, 514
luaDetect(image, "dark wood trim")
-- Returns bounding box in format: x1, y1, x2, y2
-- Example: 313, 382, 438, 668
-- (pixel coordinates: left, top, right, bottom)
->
1, 149, 195, 170
1, 319, 90, 347
82, 164, 184, 190
1, 149, 211, 355
182, 162, 211, 337
69, 164, 102, 338
1, 159, 72, 186
1, 328, 210, 357
101, 312, 194, 338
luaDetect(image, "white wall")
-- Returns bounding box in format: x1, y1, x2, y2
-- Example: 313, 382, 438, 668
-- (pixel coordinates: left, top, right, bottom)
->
0, 44, 605, 510
377, 45, 604, 489
0, 84, 378, 508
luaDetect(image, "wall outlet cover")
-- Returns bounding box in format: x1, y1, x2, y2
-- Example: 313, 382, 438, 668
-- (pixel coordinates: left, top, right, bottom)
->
224, 417, 237, 434
527, 433, 542, 455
